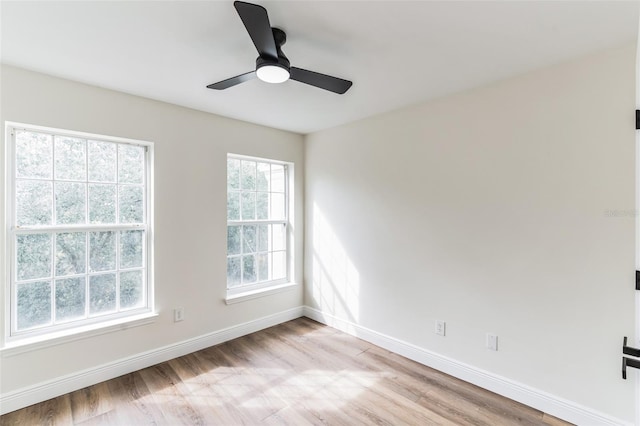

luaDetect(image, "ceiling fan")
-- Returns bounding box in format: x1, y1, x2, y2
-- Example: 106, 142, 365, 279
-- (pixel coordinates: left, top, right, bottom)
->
207, 1, 353, 94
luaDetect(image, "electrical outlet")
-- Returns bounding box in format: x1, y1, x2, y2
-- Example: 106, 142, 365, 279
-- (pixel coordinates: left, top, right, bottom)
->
174, 307, 184, 322
486, 333, 498, 351
435, 320, 446, 336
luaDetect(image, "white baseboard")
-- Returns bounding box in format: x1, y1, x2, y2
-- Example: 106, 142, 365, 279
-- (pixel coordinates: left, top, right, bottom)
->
303, 306, 632, 426
0, 306, 304, 415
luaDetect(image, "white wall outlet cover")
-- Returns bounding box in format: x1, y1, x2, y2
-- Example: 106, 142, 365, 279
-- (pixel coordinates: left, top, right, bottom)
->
487, 333, 498, 351
174, 307, 184, 322
435, 320, 446, 336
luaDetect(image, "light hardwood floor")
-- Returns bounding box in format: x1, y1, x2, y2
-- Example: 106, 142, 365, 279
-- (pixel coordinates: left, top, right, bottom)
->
1, 317, 571, 425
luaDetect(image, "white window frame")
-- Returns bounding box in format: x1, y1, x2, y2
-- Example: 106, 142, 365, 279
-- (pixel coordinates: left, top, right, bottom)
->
226, 154, 293, 299
3, 122, 155, 346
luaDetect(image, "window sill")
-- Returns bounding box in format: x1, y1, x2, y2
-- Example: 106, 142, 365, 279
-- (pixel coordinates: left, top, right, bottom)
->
1, 312, 158, 357
225, 282, 298, 305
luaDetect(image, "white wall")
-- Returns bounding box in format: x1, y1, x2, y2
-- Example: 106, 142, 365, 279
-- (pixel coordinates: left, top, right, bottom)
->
305, 44, 637, 422
0, 66, 304, 394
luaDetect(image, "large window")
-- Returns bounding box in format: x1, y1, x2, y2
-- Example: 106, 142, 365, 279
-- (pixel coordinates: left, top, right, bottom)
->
227, 155, 290, 294
5, 123, 153, 341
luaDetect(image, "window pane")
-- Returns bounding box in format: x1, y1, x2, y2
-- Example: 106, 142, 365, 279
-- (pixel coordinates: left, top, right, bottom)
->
256, 192, 268, 220
17, 281, 51, 330
88, 140, 117, 182
17, 234, 51, 281
55, 136, 86, 180
227, 158, 240, 190
118, 144, 144, 184
271, 193, 285, 220
257, 253, 268, 282
16, 131, 52, 179
90, 232, 116, 272
257, 162, 269, 191
120, 230, 144, 269
242, 225, 256, 253
16, 180, 52, 226
241, 192, 255, 220
272, 223, 286, 251
55, 182, 86, 225
227, 257, 241, 286
272, 251, 286, 280
271, 164, 285, 192
119, 185, 144, 223
56, 232, 86, 276
227, 192, 240, 220
55, 277, 85, 322
257, 224, 268, 252
242, 255, 256, 283
227, 226, 241, 255
89, 274, 116, 314
89, 184, 116, 224
120, 270, 143, 309
241, 160, 256, 190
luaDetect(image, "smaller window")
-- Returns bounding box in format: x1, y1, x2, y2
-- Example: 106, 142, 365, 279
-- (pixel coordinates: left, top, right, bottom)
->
226, 155, 291, 294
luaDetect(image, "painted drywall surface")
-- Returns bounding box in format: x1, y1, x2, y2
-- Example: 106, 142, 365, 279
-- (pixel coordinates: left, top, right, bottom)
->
305, 44, 637, 421
0, 66, 304, 393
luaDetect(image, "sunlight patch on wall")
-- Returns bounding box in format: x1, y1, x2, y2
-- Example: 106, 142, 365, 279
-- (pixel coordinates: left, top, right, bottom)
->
311, 203, 361, 322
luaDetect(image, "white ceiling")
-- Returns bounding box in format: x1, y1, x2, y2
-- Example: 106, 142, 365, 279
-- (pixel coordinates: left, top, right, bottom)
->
1, 1, 638, 134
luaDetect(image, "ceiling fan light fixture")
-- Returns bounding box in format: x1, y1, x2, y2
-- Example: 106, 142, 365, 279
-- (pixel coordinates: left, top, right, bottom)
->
256, 63, 290, 83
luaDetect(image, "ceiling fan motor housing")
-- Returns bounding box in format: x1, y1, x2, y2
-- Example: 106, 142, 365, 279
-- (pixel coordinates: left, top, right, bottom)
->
256, 55, 290, 72
256, 27, 290, 71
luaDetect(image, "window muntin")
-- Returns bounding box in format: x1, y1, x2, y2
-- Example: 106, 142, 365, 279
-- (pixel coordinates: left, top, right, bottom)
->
227, 156, 289, 292
7, 124, 152, 339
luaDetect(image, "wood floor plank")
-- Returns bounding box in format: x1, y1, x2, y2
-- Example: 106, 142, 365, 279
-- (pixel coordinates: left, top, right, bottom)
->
138, 363, 207, 425
69, 381, 114, 424
74, 409, 118, 426
106, 371, 166, 425
0, 318, 574, 426
543, 412, 574, 426
262, 405, 318, 426
4, 393, 74, 426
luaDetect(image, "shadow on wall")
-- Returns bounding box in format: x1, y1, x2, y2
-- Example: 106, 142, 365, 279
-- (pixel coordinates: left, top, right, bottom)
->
310, 202, 360, 323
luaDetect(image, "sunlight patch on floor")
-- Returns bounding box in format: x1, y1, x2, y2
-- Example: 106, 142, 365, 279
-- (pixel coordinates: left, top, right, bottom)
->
178, 367, 387, 413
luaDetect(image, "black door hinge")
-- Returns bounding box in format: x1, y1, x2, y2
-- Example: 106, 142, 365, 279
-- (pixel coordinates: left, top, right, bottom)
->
622, 337, 640, 379
623, 336, 640, 357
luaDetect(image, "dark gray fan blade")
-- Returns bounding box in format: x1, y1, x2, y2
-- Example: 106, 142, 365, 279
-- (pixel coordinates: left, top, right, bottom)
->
234, 1, 278, 59
207, 71, 256, 90
290, 67, 352, 94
